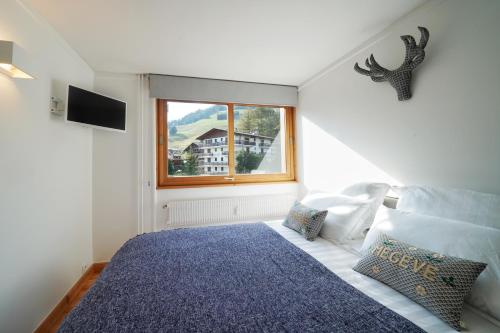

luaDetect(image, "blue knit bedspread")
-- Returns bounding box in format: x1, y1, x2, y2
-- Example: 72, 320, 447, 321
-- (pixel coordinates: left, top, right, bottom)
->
59, 223, 425, 332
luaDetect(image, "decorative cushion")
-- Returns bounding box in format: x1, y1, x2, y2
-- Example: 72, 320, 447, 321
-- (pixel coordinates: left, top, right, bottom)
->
353, 234, 487, 331
394, 185, 500, 229
283, 201, 327, 241
301, 193, 372, 243
363, 206, 500, 321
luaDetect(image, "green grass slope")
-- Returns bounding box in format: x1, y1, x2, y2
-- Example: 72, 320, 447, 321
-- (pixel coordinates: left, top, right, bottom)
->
168, 114, 227, 151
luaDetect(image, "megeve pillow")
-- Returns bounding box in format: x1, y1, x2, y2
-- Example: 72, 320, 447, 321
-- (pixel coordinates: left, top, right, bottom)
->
362, 206, 500, 322
354, 233, 486, 331
301, 193, 372, 243
394, 185, 500, 229
282, 201, 327, 241
340, 182, 390, 237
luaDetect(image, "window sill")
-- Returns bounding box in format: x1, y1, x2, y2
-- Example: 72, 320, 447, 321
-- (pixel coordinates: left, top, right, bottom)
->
157, 179, 298, 190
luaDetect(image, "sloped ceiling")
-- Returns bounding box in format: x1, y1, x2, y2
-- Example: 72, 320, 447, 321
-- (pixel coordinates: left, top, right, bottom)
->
22, 0, 426, 85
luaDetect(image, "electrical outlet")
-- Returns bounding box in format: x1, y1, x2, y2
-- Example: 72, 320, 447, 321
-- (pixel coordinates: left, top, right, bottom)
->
81, 263, 88, 274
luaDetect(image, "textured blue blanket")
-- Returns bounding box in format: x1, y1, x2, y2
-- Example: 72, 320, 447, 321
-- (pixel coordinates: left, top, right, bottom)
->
59, 223, 425, 332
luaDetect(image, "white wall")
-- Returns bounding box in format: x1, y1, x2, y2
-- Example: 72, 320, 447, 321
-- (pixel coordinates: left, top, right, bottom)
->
93, 73, 140, 262
0, 1, 94, 332
297, 0, 500, 196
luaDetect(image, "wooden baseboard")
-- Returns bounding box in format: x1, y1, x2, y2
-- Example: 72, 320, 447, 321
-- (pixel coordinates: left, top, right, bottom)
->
34, 262, 108, 333
92, 262, 107, 274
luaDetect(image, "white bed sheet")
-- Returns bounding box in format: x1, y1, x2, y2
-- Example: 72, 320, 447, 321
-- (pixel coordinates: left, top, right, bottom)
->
264, 220, 500, 333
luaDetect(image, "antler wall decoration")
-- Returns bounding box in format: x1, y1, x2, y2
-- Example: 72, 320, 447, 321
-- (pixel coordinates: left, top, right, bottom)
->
354, 26, 430, 101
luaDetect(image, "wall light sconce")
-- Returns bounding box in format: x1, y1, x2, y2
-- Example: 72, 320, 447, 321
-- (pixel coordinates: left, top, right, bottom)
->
0, 40, 34, 79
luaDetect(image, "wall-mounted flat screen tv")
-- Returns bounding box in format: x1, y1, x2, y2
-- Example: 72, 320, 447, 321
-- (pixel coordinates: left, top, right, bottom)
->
66, 85, 126, 132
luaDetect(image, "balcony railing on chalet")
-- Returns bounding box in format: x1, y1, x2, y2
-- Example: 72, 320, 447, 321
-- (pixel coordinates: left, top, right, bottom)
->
196, 151, 229, 157
197, 153, 214, 157
197, 140, 264, 148
198, 141, 228, 147
198, 161, 228, 166
236, 140, 256, 146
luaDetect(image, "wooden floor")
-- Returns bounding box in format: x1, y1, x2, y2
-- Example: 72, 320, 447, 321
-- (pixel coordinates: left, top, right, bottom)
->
35, 262, 107, 333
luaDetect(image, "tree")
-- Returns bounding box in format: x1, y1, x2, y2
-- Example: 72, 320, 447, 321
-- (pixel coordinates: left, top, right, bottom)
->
169, 126, 177, 135
235, 150, 263, 174
253, 107, 280, 137
182, 151, 199, 175
236, 107, 280, 137
168, 159, 176, 175
237, 109, 255, 133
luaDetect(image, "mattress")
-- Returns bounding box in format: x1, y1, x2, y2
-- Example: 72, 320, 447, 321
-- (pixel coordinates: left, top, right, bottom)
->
265, 220, 500, 333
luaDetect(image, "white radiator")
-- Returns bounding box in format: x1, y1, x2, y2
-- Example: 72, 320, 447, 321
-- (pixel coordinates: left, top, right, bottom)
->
162, 194, 296, 229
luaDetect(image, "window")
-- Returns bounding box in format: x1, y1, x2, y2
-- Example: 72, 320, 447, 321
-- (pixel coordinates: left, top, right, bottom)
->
157, 100, 295, 188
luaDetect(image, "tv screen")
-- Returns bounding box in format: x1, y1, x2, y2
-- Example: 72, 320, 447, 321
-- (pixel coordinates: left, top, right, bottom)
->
66, 85, 126, 132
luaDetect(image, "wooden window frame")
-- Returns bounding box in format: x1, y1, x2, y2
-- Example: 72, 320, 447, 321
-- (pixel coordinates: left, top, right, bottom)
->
157, 99, 296, 189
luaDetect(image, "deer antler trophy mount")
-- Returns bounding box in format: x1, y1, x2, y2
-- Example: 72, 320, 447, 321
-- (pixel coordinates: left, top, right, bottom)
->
354, 26, 430, 101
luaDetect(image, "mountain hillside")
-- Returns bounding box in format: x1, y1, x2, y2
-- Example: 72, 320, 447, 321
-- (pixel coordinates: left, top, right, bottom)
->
168, 113, 227, 151
168, 106, 244, 151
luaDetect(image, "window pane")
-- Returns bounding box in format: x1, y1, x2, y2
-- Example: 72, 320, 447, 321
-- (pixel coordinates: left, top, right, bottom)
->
233, 106, 287, 175
167, 101, 229, 177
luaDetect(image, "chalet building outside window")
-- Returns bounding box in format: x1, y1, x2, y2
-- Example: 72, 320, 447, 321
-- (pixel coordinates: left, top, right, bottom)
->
157, 100, 296, 188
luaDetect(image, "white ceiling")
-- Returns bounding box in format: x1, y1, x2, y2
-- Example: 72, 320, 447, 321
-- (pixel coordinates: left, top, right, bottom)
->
23, 0, 425, 85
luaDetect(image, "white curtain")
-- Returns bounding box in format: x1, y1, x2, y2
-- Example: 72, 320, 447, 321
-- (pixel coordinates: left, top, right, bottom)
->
137, 74, 156, 233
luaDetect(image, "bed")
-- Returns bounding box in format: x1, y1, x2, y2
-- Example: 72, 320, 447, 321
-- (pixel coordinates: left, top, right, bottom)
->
59, 221, 500, 332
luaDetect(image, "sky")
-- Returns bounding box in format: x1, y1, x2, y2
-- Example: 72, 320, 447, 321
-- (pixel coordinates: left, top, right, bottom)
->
167, 102, 217, 122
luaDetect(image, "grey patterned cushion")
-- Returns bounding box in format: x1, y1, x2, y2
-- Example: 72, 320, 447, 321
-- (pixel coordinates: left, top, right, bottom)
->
283, 201, 327, 241
353, 234, 486, 331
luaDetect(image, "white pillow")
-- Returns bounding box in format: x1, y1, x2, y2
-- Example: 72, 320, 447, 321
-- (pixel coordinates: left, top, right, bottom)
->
340, 182, 391, 200
395, 185, 500, 229
301, 193, 372, 243
362, 206, 500, 321
340, 182, 390, 237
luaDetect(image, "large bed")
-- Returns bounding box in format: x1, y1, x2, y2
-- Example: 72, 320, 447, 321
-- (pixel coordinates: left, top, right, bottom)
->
59, 221, 500, 332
